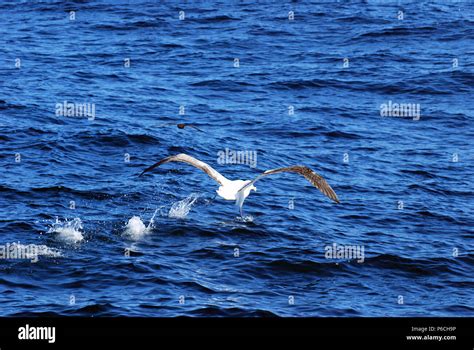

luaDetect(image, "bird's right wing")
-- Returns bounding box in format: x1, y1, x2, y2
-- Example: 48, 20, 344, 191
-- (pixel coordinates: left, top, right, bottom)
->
139, 153, 228, 185
238, 166, 340, 203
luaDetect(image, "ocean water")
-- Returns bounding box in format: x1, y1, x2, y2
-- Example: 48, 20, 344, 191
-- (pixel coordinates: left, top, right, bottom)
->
0, 0, 472, 317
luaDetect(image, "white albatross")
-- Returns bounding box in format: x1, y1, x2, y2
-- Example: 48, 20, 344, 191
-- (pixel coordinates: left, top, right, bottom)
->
139, 153, 340, 216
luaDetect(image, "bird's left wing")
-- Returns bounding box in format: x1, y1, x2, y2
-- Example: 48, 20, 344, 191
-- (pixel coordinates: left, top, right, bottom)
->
138, 153, 229, 185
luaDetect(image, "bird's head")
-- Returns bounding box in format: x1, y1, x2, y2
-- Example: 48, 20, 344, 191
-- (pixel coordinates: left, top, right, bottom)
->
242, 180, 257, 194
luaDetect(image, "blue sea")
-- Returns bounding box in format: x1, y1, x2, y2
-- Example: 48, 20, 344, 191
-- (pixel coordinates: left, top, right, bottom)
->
0, 0, 472, 317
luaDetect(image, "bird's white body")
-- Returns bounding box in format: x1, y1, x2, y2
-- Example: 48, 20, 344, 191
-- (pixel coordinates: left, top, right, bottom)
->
216, 179, 257, 216
216, 180, 256, 201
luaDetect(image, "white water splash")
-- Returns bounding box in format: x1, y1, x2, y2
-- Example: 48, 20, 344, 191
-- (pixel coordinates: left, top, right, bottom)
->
48, 217, 84, 244
168, 193, 199, 219
122, 208, 161, 240
123, 216, 149, 240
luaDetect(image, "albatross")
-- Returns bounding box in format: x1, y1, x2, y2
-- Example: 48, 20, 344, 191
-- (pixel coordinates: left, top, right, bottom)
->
139, 153, 340, 216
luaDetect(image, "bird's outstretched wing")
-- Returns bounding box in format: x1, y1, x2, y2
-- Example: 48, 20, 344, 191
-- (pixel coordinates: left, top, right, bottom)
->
139, 153, 228, 185
238, 166, 340, 203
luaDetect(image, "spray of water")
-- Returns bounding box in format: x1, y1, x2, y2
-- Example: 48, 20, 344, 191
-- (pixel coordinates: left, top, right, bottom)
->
48, 217, 84, 244
122, 194, 199, 240
123, 216, 149, 240
122, 208, 160, 240
147, 208, 159, 230
168, 193, 199, 219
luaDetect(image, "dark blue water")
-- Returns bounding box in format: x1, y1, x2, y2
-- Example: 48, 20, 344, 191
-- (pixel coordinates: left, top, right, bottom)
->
0, 1, 473, 317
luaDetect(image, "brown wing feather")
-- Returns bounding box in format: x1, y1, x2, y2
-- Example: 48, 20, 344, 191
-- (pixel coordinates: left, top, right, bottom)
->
139, 155, 174, 177
265, 166, 339, 203
240, 166, 340, 203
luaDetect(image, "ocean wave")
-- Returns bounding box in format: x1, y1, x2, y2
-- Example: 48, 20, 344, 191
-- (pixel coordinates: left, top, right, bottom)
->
190, 15, 239, 23
72, 130, 161, 147
94, 20, 166, 31
363, 254, 473, 276
188, 306, 278, 317
355, 26, 438, 39
268, 77, 460, 95
263, 258, 350, 275
323, 131, 362, 140
400, 169, 437, 179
